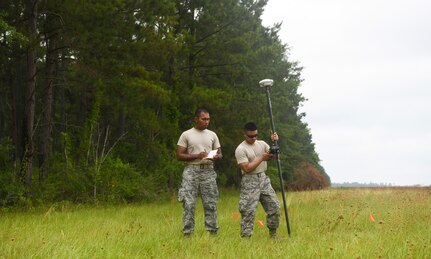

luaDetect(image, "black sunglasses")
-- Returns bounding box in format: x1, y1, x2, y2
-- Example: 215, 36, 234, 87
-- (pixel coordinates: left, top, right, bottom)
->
246, 134, 258, 139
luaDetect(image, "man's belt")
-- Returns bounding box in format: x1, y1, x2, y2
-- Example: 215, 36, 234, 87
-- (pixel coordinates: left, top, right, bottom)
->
243, 172, 265, 177
187, 164, 214, 169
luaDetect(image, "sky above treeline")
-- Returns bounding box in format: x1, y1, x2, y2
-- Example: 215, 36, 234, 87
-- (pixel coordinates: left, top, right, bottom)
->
261, 0, 431, 186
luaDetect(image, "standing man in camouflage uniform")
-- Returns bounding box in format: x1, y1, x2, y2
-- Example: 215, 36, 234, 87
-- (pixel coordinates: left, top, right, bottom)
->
235, 122, 280, 238
176, 108, 222, 237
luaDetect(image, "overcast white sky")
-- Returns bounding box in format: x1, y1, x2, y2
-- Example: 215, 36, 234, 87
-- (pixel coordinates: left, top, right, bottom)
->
261, 0, 431, 186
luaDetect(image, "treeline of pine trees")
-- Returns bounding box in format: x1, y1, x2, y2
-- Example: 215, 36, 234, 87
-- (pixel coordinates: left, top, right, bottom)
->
0, 0, 329, 206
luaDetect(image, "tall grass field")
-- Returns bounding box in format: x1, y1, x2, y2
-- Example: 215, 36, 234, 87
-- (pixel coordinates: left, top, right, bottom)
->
1, 188, 430, 258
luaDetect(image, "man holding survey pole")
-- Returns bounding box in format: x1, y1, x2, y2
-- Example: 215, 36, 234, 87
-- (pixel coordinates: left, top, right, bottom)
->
176, 108, 222, 237
235, 122, 280, 238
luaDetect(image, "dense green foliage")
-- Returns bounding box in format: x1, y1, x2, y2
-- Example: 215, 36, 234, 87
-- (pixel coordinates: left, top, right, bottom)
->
0, 0, 329, 206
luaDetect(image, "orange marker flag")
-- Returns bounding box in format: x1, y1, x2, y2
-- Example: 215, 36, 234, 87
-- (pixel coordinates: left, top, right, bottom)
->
257, 220, 264, 227
369, 214, 375, 222
234, 213, 239, 219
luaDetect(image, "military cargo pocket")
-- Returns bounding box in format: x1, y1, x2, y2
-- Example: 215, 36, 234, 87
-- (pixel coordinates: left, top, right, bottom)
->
178, 188, 185, 202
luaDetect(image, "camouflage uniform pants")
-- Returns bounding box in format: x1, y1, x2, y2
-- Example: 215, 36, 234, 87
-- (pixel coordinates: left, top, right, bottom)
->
239, 172, 280, 237
178, 166, 219, 234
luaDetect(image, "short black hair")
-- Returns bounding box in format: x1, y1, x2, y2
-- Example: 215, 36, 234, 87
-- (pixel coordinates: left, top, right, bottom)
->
194, 108, 209, 117
244, 122, 257, 131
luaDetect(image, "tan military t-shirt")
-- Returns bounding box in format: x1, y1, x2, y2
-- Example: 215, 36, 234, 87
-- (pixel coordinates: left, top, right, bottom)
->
177, 127, 221, 165
235, 140, 269, 174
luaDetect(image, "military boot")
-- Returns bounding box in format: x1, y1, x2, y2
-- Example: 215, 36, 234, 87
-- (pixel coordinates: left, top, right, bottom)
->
269, 229, 277, 238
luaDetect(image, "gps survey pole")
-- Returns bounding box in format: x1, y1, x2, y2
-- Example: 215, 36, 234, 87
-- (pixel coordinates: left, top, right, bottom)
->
259, 79, 291, 237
